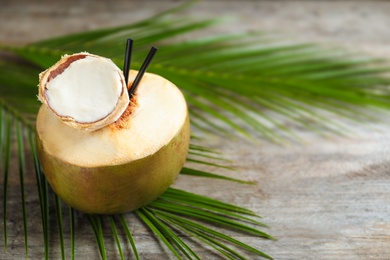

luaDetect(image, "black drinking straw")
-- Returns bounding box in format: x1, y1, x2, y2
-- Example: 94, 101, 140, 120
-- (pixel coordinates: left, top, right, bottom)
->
128, 46, 158, 97
123, 38, 133, 86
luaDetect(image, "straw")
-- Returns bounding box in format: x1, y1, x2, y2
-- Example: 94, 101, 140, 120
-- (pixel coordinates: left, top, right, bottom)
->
123, 38, 133, 86
128, 46, 158, 97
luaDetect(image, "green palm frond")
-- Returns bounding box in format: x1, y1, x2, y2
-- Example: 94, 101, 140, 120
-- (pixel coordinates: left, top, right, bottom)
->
2, 3, 389, 140
2, 2, 390, 259
0, 99, 272, 259
0, 107, 272, 259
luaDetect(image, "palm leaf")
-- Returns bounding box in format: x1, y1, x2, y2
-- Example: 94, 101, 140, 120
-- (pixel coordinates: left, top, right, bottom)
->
109, 216, 125, 260
1, 2, 390, 259
54, 194, 66, 260
16, 123, 28, 256
1, 110, 11, 251
119, 214, 140, 260
28, 131, 50, 259
155, 211, 273, 259
87, 215, 107, 260
2, 5, 390, 138
70, 207, 76, 260
1, 104, 272, 259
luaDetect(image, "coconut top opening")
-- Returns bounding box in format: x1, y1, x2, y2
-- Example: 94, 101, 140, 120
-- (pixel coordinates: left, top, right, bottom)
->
39, 53, 129, 131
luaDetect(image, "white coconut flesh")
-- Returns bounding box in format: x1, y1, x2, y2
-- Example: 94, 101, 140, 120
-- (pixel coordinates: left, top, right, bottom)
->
46, 56, 123, 123
37, 70, 188, 167
38, 53, 129, 130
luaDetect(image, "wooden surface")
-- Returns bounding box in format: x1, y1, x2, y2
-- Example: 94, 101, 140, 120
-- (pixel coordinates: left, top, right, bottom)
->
1, 1, 390, 259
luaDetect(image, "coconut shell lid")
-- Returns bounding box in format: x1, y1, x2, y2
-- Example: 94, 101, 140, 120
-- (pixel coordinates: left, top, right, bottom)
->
38, 52, 130, 131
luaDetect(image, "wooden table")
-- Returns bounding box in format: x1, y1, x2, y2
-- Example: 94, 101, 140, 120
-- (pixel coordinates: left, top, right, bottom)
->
1, 1, 390, 259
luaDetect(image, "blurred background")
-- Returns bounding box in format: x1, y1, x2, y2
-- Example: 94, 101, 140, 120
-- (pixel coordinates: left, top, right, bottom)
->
1, 0, 390, 58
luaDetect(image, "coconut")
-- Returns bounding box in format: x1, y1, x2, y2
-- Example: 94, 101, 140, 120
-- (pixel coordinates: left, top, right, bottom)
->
36, 53, 190, 214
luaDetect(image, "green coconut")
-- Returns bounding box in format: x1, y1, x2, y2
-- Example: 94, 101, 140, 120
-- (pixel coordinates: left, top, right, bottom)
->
36, 53, 190, 214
